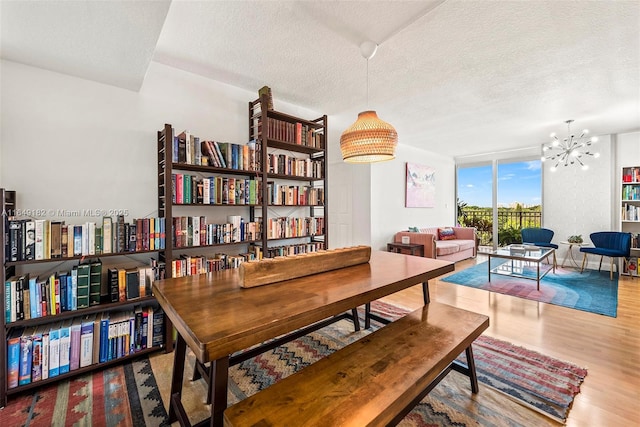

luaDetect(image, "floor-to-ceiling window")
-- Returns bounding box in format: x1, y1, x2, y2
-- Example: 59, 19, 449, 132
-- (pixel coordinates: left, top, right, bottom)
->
457, 156, 541, 249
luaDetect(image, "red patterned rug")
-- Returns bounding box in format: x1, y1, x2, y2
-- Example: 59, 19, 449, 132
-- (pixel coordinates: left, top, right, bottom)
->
0, 357, 168, 426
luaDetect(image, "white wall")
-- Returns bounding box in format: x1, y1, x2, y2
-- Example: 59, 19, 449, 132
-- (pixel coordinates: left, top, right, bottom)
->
369, 144, 456, 251
543, 131, 640, 269
0, 59, 321, 228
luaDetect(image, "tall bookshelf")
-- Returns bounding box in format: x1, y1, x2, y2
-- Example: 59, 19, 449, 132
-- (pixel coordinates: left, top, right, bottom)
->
621, 166, 640, 276
249, 93, 328, 256
156, 96, 327, 270
0, 189, 166, 407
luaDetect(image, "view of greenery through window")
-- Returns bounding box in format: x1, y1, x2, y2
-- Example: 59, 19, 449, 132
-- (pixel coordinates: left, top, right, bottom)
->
457, 161, 542, 247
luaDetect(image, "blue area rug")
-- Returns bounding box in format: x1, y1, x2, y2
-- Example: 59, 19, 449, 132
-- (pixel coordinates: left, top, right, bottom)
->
442, 260, 618, 317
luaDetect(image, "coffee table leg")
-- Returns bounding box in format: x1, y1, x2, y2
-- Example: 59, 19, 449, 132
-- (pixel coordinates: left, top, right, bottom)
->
537, 263, 540, 290
488, 256, 491, 282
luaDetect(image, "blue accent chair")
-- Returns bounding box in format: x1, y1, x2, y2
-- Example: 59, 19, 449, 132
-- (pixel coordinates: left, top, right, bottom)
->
521, 227, 558, 267
580, 232, 631, 280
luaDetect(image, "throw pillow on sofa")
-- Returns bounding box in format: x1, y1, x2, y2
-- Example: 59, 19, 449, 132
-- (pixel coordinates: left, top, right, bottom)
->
438, 227, 456, 240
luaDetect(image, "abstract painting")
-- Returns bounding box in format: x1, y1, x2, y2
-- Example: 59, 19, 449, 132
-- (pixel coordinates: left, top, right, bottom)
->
406, 162, 435, 207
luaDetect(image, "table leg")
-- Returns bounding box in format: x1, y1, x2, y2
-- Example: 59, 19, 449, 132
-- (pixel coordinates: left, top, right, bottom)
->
168, 333, 187, 423
210, 356, 230, 427
422, 282, 430, 304
537, 262, 540, 290
488, 256, 491, 282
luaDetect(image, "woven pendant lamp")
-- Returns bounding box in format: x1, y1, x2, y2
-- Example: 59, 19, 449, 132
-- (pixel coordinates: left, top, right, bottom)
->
340, 42, 398, 163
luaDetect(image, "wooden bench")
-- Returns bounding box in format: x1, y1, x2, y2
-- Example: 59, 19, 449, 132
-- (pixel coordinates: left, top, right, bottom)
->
223, 301, 490, 426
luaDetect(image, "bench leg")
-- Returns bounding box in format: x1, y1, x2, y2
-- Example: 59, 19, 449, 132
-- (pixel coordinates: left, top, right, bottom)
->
364, 302, 371, 329
351, 308, 361, 331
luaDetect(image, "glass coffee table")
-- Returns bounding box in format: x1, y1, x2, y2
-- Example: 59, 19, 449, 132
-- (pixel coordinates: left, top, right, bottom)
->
488, 245, 556, 290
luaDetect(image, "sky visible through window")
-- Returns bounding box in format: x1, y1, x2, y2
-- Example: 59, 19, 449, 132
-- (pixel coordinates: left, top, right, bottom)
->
457, 161, 541, 208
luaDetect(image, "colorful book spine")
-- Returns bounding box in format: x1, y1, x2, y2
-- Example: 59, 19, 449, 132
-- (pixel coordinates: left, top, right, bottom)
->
7, 327, 23, 388
18, 329, 34, 385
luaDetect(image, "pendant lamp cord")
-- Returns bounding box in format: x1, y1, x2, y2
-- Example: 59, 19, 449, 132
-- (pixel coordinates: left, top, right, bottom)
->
366, 58, 370, 109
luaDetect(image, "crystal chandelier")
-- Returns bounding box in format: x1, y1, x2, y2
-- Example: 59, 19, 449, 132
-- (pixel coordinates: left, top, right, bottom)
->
340, 41, 397, 163
541, 119, 600, 171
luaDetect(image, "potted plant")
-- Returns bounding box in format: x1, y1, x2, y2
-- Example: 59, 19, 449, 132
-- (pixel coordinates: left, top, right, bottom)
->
568, 235, 583, 244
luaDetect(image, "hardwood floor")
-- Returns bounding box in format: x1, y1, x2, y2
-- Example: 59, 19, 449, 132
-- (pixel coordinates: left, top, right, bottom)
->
380, 254, 640, 426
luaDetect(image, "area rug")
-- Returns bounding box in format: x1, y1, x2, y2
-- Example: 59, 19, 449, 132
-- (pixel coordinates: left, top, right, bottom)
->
0, 356, 169, 427
442, 260, 618, 317
1, 302, 587, 427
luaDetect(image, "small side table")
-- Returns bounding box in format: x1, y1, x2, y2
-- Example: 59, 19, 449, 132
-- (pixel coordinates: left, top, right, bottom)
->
387, 242, 425, 257
560, 241, 588, 268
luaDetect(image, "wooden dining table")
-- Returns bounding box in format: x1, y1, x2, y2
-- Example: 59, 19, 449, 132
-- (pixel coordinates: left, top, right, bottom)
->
152, 250, 455, 427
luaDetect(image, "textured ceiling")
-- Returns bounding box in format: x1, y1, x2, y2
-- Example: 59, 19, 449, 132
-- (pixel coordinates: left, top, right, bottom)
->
2, 0, 639, 158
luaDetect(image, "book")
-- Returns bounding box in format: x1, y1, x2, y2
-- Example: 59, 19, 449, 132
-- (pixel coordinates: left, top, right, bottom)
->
37, 324, 50, 380
50, 221, 63, 258
152, 308, 164, 348
8, 219, 23, 261
76, 263, 91, 309
24, 220, 35, 260
80, 314, 95, 368
118, 268, 126, 302
108, 267, 119, 302
48, 322, 61, 377
58, 319, 72, 374
7, 327, 24, 388
125, 268, 140, 300
30, 326, 43, 382
5, 277, 15, 323
103, 216, 113, 254
34, 219, 46, 260
73, 225, 82, 256
18, 327, 35, 385
89, 260, 102, 306
61, 224, 69, 258
99, 312, 110, 363
69, 267, 78, 311
258, 85, 274, 110
69, 317, 83, 371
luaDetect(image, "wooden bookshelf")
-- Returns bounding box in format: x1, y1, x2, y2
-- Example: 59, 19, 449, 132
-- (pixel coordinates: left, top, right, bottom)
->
1, 189, 166, 407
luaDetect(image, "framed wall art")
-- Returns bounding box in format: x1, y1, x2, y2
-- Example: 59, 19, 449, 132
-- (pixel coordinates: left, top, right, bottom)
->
405, 162, 435, 208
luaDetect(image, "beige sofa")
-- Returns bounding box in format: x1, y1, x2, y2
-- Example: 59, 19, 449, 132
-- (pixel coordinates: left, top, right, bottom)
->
394, 227, 476, 262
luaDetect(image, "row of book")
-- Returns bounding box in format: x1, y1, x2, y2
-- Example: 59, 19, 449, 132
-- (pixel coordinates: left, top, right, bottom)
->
259, 118, 325, 149
5, 262, 161, 324
172, 216, 262, 248
168, 242, 325, 278
622, 167, 640, 183
6, 306, 164, 389
264, 242, 325, 258
172, 174, 262, 206
266, 154, 324, 178
622, 204, 639, 221
265, 217, 325, 240
266, 182, 324, 206
622, 184, 640, 200
170, 251, 258, 278
5, 216, 166, 262
172, 129, 260, 172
